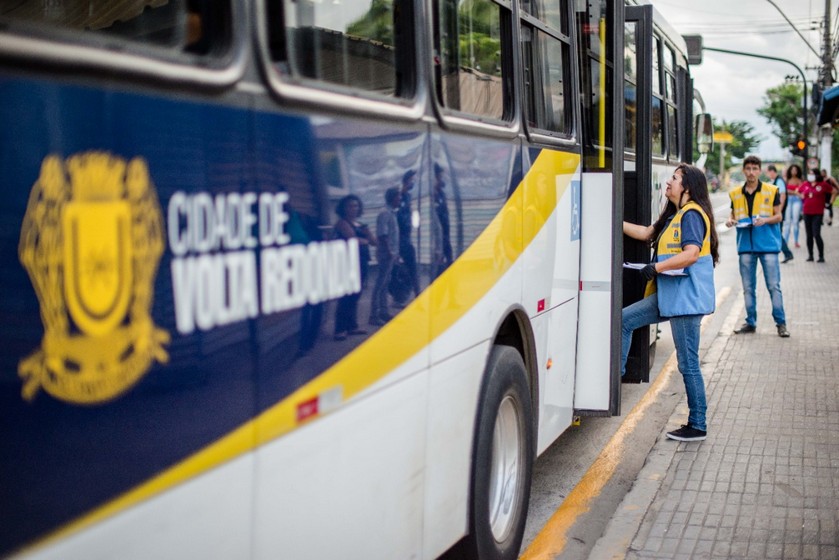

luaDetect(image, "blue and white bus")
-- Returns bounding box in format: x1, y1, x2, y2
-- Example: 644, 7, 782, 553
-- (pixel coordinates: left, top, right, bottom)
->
0, 1, 705, 558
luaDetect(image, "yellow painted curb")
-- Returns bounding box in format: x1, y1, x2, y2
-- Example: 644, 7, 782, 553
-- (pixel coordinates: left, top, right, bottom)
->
521, 286, 731, 559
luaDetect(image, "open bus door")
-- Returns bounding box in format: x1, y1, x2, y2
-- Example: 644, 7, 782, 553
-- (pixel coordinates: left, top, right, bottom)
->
622, 4, 654, 383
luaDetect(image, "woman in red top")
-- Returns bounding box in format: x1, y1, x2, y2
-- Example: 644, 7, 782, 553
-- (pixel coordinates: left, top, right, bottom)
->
799, 170, 837, 262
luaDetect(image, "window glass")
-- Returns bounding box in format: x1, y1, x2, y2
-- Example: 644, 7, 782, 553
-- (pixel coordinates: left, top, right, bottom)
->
651, 37, 661, 95
575, 0, 612, 169
437, 0, 507, 120
667, 104, 679, 159
624, 82, 637, 152
523, 26, 569, 134
623, 21, 637, 153
520, 0, 564, 34
586, 57, 613, 147
624, 21, 637, 81
0, 1, 223, 56
575, 0, 606, 58
664, 45, 675, 70
651, 96, 664, 156
280, 0, 406, 97
665, 73, 676, 101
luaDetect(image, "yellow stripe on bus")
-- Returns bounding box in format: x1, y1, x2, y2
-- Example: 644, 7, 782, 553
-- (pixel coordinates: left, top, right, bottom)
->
25, 149, 581, 554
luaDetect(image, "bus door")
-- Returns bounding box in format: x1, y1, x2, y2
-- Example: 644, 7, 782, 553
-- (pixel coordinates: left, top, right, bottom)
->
622, 4, 654, 383
573, 0, 624, 417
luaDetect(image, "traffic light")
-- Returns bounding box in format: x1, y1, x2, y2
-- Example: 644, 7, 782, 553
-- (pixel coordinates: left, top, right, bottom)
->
791, 136, 807, 157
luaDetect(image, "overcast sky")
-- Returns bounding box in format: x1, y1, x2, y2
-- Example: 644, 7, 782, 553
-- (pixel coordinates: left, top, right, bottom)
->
653, 0, 835, 161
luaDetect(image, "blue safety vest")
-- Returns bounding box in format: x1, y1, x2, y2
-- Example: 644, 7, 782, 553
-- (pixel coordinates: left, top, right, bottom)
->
652, 201, 716, 317
730, 182, 782, 253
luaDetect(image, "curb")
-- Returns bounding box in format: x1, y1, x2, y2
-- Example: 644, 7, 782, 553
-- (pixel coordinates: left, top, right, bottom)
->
588, 295, 743, 559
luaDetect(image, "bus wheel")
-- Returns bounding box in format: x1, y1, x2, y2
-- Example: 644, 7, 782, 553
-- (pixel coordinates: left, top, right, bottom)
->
465, 345, 533, 560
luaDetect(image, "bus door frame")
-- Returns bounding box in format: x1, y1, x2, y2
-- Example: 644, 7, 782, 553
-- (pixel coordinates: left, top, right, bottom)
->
622, 5, 654, 383
573, 0, 625, 418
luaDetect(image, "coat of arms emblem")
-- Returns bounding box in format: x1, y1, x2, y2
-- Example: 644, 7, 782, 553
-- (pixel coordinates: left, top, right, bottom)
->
18, 152, 170, 404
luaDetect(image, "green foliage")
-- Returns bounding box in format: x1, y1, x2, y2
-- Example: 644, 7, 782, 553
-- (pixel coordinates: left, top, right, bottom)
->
347, 0, 394, 45
456, 0, 500, 75
459, 0, 496, 33
695, 118, 761, 174
757, 82, 807, 158
459, 32, 500, 74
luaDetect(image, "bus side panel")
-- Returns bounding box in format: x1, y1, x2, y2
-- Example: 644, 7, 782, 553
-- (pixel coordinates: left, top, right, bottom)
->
0, 77, 256, 557
422, 342, 489, 558
28, 457, 254, 560
423, 131, 530, 557
253, 363, 428, 560
427, 133, 522, 362
532, 300, 580, 454
574, 171, 615, 411
521, 148, 581, 452
251, 113, 432, 559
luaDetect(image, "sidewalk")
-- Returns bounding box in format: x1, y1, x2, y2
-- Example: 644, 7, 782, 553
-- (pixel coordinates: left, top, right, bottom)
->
593, 222, 839, 560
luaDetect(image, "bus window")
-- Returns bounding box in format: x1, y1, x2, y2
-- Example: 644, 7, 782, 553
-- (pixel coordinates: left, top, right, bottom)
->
575, 0, 614, 169
435, 0, 510, 121
520, 0, 566, 35
664, 45, 680, 159
521, 18, 571, 135
664, 45, 676, 99
271, 0, 411, 98
623, 20, 638, 153
651, 37, 664, 156
667, 104, 679, 159
576, 0, 604, 58
0, 1, 228, 57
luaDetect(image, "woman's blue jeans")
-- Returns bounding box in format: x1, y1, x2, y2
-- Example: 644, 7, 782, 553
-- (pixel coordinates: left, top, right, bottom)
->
621, 294, 707, 431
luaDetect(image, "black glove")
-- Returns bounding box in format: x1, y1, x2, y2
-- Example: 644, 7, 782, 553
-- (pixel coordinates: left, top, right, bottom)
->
640, 263, 658, 281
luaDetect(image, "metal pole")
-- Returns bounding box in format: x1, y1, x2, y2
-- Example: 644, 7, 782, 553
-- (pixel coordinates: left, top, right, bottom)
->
823, 0, 833, 86
704, 47, 808, 152
820, 0, 833, 173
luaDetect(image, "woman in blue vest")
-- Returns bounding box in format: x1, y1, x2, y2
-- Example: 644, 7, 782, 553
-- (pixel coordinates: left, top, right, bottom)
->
622, 164, 719, 441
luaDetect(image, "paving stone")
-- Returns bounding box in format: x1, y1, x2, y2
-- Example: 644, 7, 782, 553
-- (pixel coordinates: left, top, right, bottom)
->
611, 223, 839, 560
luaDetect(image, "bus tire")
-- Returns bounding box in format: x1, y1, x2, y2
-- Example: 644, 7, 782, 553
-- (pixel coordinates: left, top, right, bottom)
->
465, 345, 534, 560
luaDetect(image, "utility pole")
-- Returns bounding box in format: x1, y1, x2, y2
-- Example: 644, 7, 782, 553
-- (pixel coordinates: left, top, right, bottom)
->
820, 0, 834, 173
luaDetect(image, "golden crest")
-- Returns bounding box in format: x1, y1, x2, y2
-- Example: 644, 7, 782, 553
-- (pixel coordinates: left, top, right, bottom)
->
64, 200, 133, 337
18, 152, 170, 405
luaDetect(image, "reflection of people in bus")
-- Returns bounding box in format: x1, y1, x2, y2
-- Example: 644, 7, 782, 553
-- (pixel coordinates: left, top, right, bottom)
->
622, 164, 719, 442
287, 205, 324, 357
333, 195, 375, 340
369, 188, 401, 326
396, 169, 420, 301
432, 163, 453, 278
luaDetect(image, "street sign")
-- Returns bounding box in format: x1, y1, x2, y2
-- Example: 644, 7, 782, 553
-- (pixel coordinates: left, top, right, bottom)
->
713, 131, 733, 143
807, 157, 819, 170
683, 35, 703, 65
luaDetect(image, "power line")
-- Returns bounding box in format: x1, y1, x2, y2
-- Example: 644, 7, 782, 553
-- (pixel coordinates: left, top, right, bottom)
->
765, 0, 822, 58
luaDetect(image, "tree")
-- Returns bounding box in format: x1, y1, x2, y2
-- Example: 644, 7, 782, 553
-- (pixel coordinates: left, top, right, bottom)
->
347, 0, 395, 45
757, 82, 807, 158
696, 118, 761, 176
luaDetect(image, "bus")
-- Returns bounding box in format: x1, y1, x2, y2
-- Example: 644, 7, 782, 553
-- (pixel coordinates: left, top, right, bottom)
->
0, 1, 706, 558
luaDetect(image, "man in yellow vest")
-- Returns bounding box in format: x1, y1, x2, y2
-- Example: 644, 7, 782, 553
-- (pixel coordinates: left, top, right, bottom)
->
725, 155, 790, 337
